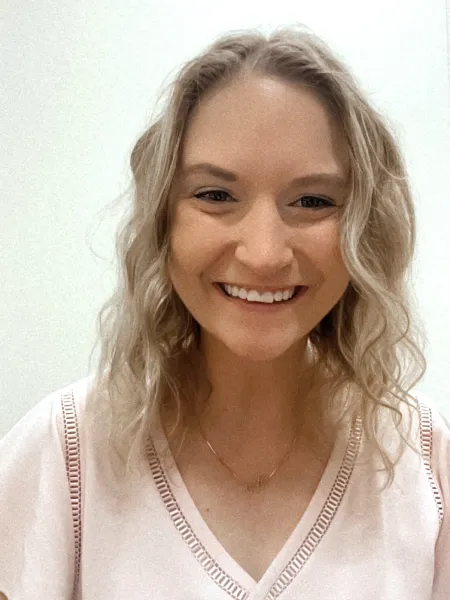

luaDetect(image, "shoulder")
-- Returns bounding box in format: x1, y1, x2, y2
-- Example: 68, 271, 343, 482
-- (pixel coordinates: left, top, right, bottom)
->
0, 374, 94, 506
417, 388, 450, 459
407, 388, 450, 524
0, 375, 94, 498
403, 387, 450, 469
0, 375, 93, 598
0, 374, 93, 459
409, 387, 450, 448
410, 389, 450, 595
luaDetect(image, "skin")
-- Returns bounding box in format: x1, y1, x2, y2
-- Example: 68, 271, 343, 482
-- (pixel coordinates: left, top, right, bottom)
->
166, 74, 351, 469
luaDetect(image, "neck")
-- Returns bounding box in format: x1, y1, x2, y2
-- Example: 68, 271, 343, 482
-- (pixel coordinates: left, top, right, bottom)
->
187, 335, 330, 460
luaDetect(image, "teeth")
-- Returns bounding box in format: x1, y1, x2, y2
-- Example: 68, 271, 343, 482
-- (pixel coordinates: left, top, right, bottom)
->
223, 284, 296, 303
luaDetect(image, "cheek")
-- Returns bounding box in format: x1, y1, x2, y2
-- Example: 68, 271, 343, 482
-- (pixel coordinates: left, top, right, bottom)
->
307, 224, 349, 284
168, 222, 215, 288
168, 236, 193, 286
328, 243, 349, 285
170, 209, 223, 270
302, 222, 336, 258
326, 242, 351, 293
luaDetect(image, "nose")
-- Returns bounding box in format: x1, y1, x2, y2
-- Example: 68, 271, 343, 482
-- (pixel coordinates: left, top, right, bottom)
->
234, 199, 294, 274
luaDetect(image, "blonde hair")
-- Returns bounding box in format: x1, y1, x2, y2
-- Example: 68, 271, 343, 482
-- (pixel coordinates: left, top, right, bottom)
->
84, 23, 427, 492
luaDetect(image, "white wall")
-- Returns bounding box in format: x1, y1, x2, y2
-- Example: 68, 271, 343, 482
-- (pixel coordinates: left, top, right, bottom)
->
1, 0, 450, 436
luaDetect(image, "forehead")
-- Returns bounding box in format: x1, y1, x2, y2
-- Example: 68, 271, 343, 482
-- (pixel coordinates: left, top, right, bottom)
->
180, 76, 349, 175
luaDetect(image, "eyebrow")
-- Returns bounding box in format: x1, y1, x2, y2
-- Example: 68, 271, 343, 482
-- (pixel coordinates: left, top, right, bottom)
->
181, 162, 349, 188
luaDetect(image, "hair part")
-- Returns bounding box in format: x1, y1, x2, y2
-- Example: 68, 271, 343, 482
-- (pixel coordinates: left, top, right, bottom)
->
84, 23, 427, 493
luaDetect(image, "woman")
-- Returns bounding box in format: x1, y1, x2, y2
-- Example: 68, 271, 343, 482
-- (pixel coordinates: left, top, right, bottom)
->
1, 24, 448, 600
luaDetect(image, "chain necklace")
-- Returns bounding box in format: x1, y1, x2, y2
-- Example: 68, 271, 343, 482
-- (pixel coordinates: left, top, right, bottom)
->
192, 347, 317, 493
194, 415, 300, 493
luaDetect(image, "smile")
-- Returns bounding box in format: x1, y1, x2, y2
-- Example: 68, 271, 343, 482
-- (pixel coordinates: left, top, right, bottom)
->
215, 283, 308, 311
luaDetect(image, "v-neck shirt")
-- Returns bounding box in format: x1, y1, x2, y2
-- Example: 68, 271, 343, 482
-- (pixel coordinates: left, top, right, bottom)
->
147, 404, 360, 595
0, 376, 449, 599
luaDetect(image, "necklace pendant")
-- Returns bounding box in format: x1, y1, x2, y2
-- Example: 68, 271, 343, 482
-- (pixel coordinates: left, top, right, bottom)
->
246, 475, 267, 492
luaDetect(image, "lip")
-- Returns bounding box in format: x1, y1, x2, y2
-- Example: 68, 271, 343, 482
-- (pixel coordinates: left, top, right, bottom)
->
214, 282, 309, 312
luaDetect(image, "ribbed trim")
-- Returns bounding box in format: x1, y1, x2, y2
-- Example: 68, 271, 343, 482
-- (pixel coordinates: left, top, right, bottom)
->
146, 413, 363, 600
266, 413, 363, 599
61, 390, 82, 600
418, 401, 444, 527
147, 444, 249, 599
58, 391, 444, 600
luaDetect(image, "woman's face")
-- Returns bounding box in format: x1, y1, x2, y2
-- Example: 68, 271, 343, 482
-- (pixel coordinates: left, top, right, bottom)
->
167, 74, 351, 362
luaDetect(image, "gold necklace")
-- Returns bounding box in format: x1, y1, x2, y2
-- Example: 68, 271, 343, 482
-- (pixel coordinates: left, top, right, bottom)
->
195, 416, 300, 493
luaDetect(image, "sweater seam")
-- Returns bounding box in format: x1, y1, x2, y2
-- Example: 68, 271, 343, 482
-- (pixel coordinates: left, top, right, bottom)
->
418, 399, 444, 528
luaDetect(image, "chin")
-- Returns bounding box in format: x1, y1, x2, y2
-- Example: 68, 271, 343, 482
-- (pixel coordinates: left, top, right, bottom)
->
223, 339, 301, 363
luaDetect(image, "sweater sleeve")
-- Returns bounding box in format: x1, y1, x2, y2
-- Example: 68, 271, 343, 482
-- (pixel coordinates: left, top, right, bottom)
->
0, 391, 75, 600
430, 402, 450, 599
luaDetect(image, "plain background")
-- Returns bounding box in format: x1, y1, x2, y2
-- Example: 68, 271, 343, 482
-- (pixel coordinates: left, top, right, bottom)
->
1, 1, 450, 437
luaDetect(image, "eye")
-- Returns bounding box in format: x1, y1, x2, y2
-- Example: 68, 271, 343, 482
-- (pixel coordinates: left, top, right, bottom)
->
194, 190, 234, 203
296, 195, 335, 209
194, 190, 335, 209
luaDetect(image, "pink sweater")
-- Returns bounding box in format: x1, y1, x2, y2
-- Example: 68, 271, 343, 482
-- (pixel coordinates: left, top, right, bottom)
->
0, 376, 449, 599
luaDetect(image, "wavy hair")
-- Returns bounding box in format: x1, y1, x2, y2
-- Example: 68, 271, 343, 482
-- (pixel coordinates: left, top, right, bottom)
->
84, 23, 427, 492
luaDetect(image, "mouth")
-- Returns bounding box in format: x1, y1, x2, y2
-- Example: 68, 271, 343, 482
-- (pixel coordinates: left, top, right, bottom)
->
214, 283, 308, 309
